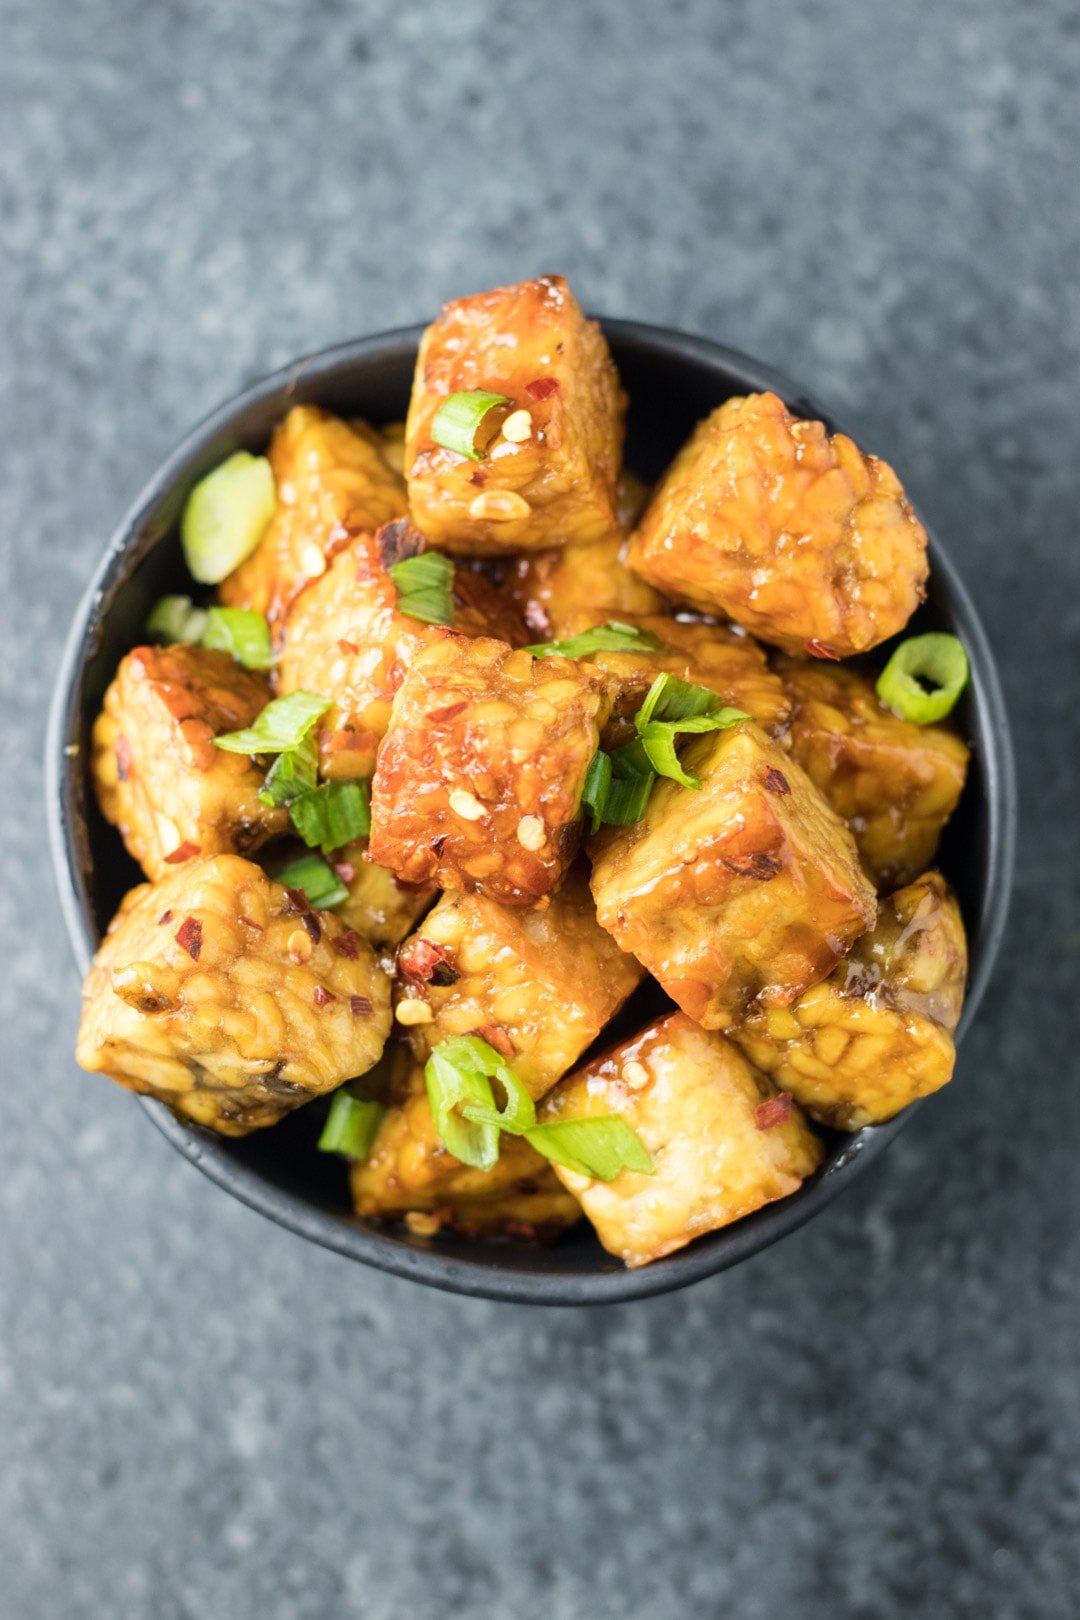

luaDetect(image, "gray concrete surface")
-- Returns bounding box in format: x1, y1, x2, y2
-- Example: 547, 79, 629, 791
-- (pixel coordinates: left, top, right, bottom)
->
3, 1, 1079, 1615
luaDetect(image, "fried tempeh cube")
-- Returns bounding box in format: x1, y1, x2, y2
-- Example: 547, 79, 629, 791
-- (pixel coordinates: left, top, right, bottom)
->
405, 276, 625, 554
507, 531, 664, 639
538, 1012, 823, 1268
549, 610, 790, 744
75, 855, 392, 1136
331, 840, 436, 954
277, 519, 524, 780
91, 644, 287, 883
589, 721, 876, 1028
628, 392, 928, 656
219, 405, 407, 625
350, 1046, 581, 1236
732, 872, 967, 1128
777, 656, 969, 890
393, 866, 644, 1098
369, 636, 611, 906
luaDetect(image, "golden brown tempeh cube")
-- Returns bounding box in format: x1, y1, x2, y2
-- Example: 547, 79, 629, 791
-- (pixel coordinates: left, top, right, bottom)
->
507, 532, 664, 640
350, 1047, 581, 1236
732, 872, 967, 1128
277, 520, 523, 780
219, 406, 407, 625
405, 276, 625, 554
369, 637, 611, 906
91, 644, 287, 883
393, 865, 644, 1098
777, 656, 969, 890
331, 840, 436, 954
589, 721, 876, 1028
75, 855, 392, 1136
551, 610, 790, 744
628, 392, 928, 656
538, 1012, 823, 1268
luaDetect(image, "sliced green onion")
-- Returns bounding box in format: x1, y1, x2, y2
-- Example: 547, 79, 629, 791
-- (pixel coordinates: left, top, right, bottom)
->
289, 780, 371, 852
258, 731, 319, 808
601, 748, 657, 825
581, 751, 613, 835
181, 451, 277, 584
460, 1062, 537, 1136
876, 633, 969, 724
389, 551, 455, 626
202, 606, 274, 671
633, 673, 749, 790
145, 594, 209, 645
430, 390, 510, 462
212, 691, 329, 756
318, 1092, 385, 1161
524, 1117, 655, 1182
424, 1039, 502, 1170
526, 621, 667, 659
272, 851, 348, 909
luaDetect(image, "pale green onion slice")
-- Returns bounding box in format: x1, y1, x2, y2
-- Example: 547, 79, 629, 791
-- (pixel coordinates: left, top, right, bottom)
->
145, 594, 209, 645
524, 1116, 655, 1182
258, 732, 319, 808
875, 633, 969, 724
460, 1059, 537, 1136
526, 621, 666, 659
317, 1092, 385, 1161
202, 606, 274, 671
581, 751, 613, 834
272, 851, 348, 909
424, 1039, 502, 1170
430, 390, 510, 461
180, 451, 276, 584
389, 551, 455, 626
289, 780, 371, 852
212, 691, 329, 755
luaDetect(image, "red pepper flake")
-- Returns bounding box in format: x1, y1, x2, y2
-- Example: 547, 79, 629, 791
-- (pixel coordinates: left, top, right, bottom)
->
525, 377, 559, 401
722, 852, 783, 881
397, 937, 459, 986
300, 910, 321, 946
238, 914, 263, 931
332, 861, 356, 883
175, 916, 203, 960
427, 701, 468, 724
755, 1092, 794, 1130
804, 639, 841, 661
470, 1023, 515, 1058
115, 736, 132, 782
337, 639, 360, 656
331, 929, 361, 959
349, 994, 374, 1017
468, 469, 484, 486
164, 840, 201, 864
430, 834, 448, 857
157, 909, 173, 926
376, 517, 425, 570
283, 887, 311, 914
313, 986, 335, 1008
763, 767, 790, 795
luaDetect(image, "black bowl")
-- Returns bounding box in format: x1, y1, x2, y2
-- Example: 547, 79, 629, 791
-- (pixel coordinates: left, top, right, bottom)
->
46, 321, 1016, 1304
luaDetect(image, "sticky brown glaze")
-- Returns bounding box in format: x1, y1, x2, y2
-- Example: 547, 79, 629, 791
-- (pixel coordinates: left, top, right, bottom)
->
628, 392, 928, 656
538, 1012, 823, 1268
589, 721, 876, 1028
732, 872, 967, 1128
369, 637, 610, 906
350, 1044, 581, 1236
75, 855, 392, 1135
91, 644, 287, 882
392, 864, 644, 1099
506, 530, 664, 639
219, 406, 407, 626
777, 655, 969, 890
276, 519, 524, 780
405, 276, 625, 554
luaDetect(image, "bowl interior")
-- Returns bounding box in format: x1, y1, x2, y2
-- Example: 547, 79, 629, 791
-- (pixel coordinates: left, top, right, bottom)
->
49, 322, 1015, 1303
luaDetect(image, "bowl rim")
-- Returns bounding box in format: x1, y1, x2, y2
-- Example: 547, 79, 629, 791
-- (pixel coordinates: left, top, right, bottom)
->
46, 318, 1017, 1305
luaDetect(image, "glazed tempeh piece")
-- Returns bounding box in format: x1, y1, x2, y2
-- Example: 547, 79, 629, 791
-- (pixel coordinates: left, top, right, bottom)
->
75, 855, 392, 1135
589, 721, 876, 1028
405, 276, 625, 554
393, 866, 644, 1098
507, 531, 664, 639
91, 644, 287, 883
538, 1013, 823, 1267
369, 636, 611, 905
330, 840, 436, 955
628, 392, 928, 656
732, 872, 967, 1128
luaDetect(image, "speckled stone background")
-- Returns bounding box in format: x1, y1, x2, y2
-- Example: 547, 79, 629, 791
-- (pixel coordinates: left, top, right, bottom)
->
4, 1, 1079, 1615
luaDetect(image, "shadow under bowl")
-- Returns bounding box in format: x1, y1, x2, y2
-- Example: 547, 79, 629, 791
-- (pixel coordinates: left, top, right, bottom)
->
46, 320, 1016, 1304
